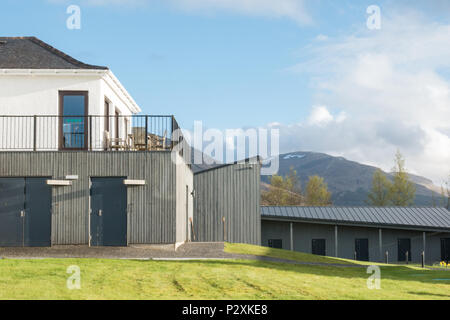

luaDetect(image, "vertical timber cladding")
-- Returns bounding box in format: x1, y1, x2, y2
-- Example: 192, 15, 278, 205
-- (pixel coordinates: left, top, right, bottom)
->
0, 152, 177, 245
193, 161, 261, 245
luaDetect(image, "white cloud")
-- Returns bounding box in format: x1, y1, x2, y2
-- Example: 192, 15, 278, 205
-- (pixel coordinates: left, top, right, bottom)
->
279, 11, 450, 183
315, 34, 328, 41
307, 105, 333, 126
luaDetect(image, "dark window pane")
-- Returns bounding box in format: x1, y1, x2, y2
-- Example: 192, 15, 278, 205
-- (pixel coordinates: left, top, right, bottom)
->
268, 239, 282, 249
63, 96, 85, 116
62, 94, 86, 149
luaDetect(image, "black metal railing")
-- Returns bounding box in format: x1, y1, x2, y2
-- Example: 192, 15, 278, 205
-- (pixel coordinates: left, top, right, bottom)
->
0, 115, 181, 151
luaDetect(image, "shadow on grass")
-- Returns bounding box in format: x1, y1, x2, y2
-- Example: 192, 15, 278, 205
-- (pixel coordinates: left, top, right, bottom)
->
407, 291, 450, 298
140, 259, 450, 288
225, 244, 359, 266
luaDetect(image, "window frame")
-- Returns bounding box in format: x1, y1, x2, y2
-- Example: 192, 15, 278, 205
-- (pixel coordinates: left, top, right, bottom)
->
104, 97, 110, 132
59, 91, 89, 151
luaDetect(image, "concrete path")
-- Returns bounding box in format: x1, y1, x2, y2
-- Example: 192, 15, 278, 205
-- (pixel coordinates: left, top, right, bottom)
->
0, 242, 363, 268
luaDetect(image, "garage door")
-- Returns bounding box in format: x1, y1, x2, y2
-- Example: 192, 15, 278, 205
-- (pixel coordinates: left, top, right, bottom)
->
90, 177, 127, 246
0, 178, 52, 247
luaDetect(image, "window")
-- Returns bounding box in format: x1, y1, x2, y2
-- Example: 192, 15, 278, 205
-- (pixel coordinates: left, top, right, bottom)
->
125, 118, 129, 137
115, 109, 120, 139
59, 91, 88, 150
312, 239, 326, 256
104, 99, 110, 132
268, 239, 282, 249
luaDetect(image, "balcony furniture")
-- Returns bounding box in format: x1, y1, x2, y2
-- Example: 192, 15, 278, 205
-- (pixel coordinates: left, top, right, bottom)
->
103, 130, 111, 150
0, 115, 179, 152
104, 130, 131, 151
148, 130, 167, 150
110, 138, 129, 151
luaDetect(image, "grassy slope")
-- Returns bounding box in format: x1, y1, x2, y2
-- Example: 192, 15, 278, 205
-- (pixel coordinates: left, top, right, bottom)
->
224, 243, 404, 267
1, 254, 450, 299
224, 243, 358, 265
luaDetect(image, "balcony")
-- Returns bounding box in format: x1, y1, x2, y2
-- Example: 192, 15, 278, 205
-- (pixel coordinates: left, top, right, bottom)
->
0, 115, 182, 151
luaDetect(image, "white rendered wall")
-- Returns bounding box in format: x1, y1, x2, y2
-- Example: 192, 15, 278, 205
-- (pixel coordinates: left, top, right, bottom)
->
0, 72, 138, 150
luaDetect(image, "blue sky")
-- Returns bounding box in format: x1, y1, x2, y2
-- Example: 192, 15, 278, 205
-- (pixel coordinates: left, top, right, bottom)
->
1, 0, 378, 128
1, 0, 450, 182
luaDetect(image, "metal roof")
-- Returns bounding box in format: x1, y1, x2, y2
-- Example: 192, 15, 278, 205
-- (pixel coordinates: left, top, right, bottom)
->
261, 206, 450, 231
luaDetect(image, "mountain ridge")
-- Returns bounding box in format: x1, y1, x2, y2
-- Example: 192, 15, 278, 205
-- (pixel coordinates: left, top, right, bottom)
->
262, 151, 443, 206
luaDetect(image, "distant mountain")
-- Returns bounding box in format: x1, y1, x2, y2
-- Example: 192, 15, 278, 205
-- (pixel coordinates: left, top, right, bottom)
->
261, 151, 442, 206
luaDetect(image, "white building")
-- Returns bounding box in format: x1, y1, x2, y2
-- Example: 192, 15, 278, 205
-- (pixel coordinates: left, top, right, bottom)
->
0, 36, 141, 151
0, 37, 194, 248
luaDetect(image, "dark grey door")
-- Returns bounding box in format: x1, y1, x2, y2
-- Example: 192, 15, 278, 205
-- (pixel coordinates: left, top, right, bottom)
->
0, 178, 51, 247
24, 178, 52, 247
398, 238, 411, 262
355, 239, 369, 261
312, 239, 326, 256
441, 238, 450, 262
90, 178, 127, 246
0, 178, 25, 246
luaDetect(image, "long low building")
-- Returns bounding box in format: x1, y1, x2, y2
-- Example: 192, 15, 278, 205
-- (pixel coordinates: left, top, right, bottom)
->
261, 206, 450, 264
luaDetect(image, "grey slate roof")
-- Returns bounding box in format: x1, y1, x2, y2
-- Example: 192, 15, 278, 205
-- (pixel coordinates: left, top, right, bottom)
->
0, 37, 108, 70
261, 206, 450, 231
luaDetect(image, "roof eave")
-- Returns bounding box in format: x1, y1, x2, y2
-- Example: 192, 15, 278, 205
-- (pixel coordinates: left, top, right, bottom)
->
261, 215, 450, 233
104, 70, 141, 114
0, 68, 107, 75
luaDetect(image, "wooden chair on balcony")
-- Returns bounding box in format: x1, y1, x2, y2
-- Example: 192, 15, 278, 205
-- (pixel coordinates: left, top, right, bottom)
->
104, 130, 131, 151
148, 130, 167, 150
132, 127, 148, 151
104, 130, 111, 150
128, 128, 169, 151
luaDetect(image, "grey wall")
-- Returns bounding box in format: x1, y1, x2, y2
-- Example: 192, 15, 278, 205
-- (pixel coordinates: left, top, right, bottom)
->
0, 151, 177, 245
262, 219, 450, 263
193, 162, 261, 245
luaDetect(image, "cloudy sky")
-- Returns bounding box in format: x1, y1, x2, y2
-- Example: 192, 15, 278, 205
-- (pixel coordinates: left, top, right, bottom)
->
2, 0, 449, 183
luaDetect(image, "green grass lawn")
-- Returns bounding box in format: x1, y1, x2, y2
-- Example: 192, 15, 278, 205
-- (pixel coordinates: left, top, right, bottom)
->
0, 246, 450, 300
224, 243, 359, 265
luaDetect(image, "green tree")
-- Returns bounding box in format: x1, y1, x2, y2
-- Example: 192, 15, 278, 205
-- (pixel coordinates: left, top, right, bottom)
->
287, 167, 302, 194
305, 175, 332, 206
261, 168, 303, 206
261, 175, 287, 205
389, 150, 416, 206
367, 169, 391, 206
